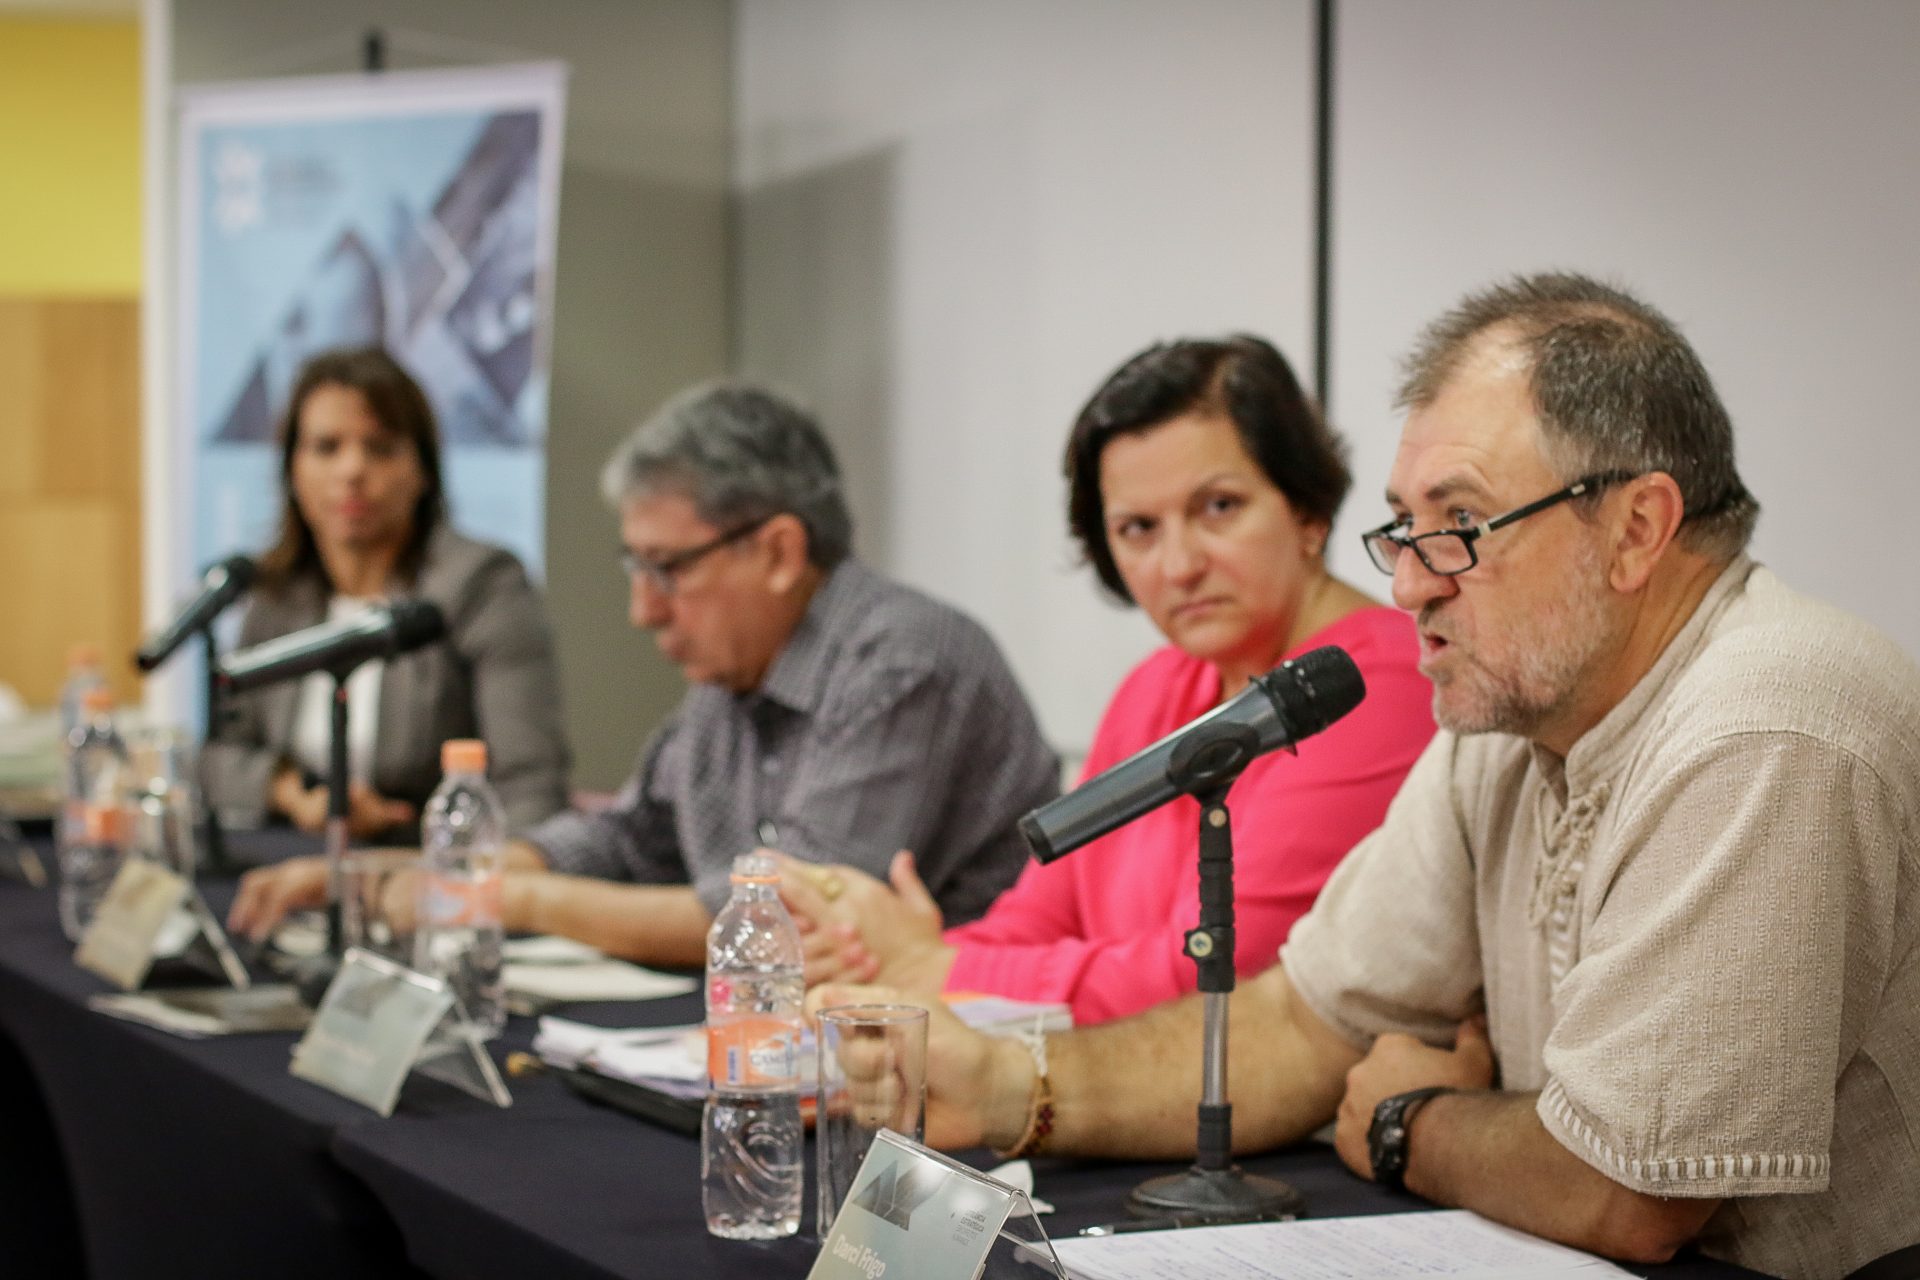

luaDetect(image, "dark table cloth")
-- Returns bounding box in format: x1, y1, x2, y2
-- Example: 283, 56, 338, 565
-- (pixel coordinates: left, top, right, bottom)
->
0, 835, 1769, 1278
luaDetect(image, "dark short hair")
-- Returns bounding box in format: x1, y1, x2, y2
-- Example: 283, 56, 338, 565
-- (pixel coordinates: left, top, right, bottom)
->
258, 347, 446, 592
1397, 271, 1758, 560
601, 381, 854, 571
1064, 335, 1350, 604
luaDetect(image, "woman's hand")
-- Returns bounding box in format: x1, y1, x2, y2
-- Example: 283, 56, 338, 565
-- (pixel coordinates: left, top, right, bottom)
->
272, 768, 415, 838
775, 851, 957, 995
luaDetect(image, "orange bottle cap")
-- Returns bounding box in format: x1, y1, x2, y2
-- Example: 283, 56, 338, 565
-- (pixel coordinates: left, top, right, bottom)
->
82, 687, 115, 714
441, 739, 487, 774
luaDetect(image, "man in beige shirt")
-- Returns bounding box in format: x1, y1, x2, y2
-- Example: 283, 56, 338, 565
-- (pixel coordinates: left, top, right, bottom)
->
820, 273, 1920, 1278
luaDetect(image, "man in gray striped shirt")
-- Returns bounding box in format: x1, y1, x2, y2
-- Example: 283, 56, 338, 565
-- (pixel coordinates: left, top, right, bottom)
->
504, 383, 1059, 968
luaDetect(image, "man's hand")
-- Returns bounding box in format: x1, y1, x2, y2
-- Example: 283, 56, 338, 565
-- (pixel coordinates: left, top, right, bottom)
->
1334, 1016, 1496, 1180
775, 851, 955, 994
804, 983, 1032, 1152
227, 856, 329, 942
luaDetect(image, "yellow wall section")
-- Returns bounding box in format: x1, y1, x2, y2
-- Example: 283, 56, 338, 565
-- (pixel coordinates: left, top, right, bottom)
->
0, 18, 141, 294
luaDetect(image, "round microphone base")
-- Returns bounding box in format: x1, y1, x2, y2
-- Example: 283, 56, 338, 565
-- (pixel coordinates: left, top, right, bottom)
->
1126, 1166, 1305, 1226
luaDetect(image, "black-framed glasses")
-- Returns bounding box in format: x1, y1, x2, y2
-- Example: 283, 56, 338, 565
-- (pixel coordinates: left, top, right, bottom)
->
617, 515, 774, 595
1361, 471, 1637, 577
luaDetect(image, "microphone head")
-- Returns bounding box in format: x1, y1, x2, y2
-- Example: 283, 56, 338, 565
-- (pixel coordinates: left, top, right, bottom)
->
1018, 811, 1056, 865
386, 600, 447, 653
1266, 645, 1366, 738
219, 554, 259, 590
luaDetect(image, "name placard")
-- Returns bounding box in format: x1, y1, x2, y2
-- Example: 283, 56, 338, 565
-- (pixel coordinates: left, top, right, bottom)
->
75, 860, 251, 993
76, 860, 192, 990
291, 947, 455, 1116
808, 1130, 1065, 1280
290, 947, 512, 1116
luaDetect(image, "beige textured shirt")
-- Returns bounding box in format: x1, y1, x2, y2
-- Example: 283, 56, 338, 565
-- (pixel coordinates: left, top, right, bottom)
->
1282, 558, 1920, 1279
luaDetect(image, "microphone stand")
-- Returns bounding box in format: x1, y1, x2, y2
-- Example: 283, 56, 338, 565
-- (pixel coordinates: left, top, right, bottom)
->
198, 624, 236, 876
1125, 721, 1305, 1225
294, 676, 351, 1007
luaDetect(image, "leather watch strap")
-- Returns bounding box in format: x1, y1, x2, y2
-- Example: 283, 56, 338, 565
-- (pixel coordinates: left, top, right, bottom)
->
1367, 1086, 1452, 1193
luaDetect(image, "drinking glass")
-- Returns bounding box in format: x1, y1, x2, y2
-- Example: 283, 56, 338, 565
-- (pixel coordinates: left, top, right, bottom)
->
815, 1003, 928, 1235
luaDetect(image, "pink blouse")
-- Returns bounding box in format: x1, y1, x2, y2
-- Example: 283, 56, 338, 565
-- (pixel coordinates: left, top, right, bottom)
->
943, 606, 1434, 1024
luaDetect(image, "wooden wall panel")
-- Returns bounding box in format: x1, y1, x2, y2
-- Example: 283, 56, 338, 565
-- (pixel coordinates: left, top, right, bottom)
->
0, 296, 141, 708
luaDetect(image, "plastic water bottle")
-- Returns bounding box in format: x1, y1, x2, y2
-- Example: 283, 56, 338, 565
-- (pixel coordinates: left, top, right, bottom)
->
59, 688, 131, 941
413, 740, 507, 1039
702, 852, 804, 1239
58, 643, 106, 744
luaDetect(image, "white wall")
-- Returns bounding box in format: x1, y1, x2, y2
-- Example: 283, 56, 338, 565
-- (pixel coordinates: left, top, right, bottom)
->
734, 0, 1319, 752
1328, 0, 1920, 654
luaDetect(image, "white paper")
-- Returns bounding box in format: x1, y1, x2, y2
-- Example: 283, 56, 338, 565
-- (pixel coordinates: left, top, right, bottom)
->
532, 1016, 699, 1070
1048, 1210, 1638, 1280
501, 934, 606, 964
948, 994, 1074, 1035
503, 959, 697, 1003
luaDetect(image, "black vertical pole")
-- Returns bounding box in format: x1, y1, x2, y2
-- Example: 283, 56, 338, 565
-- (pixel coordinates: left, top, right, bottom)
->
200, 631, 232, 876
1312, 0, 1336, 416
363, 27, 386, 73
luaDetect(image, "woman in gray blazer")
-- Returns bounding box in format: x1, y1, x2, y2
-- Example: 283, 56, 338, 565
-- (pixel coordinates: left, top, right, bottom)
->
202, 347, 571, 840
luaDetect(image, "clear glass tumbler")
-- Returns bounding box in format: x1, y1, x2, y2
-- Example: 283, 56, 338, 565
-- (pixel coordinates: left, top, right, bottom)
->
814, 1003, 928, 1235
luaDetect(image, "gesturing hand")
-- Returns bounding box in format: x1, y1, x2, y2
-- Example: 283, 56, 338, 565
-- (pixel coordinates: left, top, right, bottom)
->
775, 850, 955, 994
284, 782, 416, 839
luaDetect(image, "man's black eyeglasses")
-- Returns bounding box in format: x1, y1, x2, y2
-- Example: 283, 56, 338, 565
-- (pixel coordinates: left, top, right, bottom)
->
1361, 471, 1637, 577
618, 515, 774, 595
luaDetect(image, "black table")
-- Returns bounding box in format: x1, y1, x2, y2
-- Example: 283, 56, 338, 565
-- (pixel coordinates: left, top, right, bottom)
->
0, 838, 1769, 1279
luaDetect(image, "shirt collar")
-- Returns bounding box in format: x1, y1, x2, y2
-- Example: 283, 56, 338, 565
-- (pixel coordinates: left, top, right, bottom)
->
1547, 553, 1757, 794
752, 560, 869, 715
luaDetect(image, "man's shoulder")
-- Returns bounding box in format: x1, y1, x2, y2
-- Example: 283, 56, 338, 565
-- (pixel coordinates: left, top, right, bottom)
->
822, 562, 1005, 671
1660, 565, 1920, 771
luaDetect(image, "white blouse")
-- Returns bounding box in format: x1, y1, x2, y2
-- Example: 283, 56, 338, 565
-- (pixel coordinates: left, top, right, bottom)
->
288, 596, 385, 786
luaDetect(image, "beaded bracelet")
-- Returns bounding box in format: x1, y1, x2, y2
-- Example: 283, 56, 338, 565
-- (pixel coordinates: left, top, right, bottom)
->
993, 1026, 1054, 1160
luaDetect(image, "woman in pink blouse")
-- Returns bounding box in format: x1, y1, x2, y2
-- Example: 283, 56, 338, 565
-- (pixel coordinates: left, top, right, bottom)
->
781, 336, 1434, 1024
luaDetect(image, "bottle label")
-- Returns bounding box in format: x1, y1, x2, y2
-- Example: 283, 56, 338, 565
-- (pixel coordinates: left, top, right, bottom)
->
707, 1016, 799, 1090
83, 804, 129, 844
419, 872, 503, 928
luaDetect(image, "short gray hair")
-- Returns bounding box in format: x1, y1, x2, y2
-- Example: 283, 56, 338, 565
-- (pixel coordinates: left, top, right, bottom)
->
600, 381, 854, 569
1398, 271, 1759, 561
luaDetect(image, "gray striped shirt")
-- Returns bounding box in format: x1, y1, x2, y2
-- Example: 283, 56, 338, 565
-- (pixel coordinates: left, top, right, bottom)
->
527, 560, 1059, 920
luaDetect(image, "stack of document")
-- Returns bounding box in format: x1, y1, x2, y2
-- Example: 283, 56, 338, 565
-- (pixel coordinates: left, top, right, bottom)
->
534, 1017, 708, 1099
1047, 1210, 1638, 1280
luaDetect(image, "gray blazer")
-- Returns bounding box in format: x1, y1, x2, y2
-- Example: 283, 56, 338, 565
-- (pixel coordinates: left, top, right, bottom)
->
202, 525, 572, 836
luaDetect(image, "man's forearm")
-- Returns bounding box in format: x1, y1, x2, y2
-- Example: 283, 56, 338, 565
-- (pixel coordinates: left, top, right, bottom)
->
1015, 966, 1357, 1159
506, 839, 550, 872
1406, 1091, 1721, 1264
506, 874, 712, 968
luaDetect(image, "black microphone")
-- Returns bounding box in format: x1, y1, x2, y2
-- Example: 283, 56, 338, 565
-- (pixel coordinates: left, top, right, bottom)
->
215, 600, 446, 694
1020, 645, 1366, 865
134, 556, 258, 672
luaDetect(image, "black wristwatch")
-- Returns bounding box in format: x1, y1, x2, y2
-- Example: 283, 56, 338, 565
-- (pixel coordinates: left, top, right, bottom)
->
1367, 1086, 1451, 1192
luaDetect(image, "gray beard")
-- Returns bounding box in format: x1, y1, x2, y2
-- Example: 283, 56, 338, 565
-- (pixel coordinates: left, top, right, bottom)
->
1428, 546, 1620, 740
